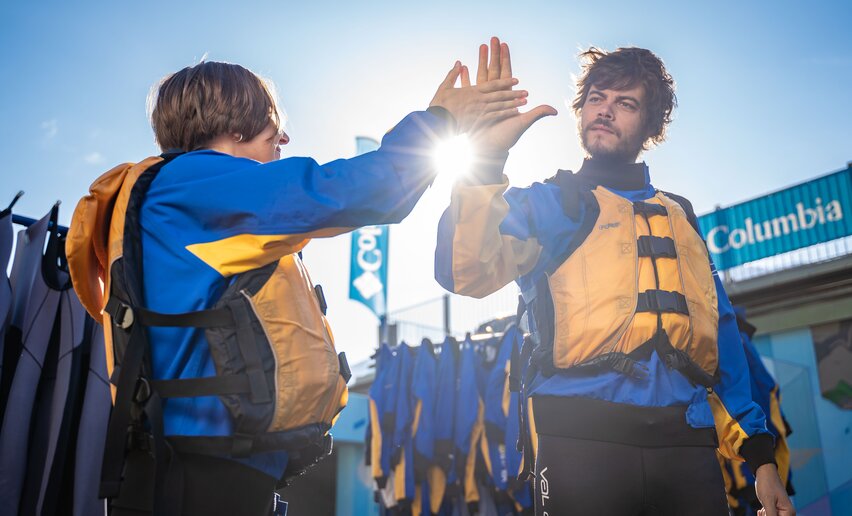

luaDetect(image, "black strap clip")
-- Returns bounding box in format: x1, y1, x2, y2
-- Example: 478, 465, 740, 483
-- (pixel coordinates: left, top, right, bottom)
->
105, 297, 135, 329
610, 354, 650, 380
315, 285, 328, 316
338, 352, 352, 383
636, 236, 677, 259
637, 290, 690, 315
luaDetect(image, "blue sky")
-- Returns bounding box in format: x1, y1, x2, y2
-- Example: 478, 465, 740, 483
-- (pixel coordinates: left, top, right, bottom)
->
2, 1, 850, 364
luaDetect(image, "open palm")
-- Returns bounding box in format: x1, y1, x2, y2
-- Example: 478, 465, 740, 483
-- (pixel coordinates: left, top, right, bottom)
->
469, 37, 557, 153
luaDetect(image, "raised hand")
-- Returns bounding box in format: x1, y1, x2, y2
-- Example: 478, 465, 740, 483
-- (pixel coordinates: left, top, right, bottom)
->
469, 37, 557, 153
429, 49, 529, 133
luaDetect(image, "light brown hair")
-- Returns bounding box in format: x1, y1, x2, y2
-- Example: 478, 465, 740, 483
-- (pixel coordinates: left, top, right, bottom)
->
149, 61, 281, 152
573, 47, 676, 149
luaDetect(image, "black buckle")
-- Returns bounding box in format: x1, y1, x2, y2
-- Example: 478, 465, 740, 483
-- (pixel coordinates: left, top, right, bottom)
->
610, 355, 650, 380
105, 297, 135, 329
645, 291, 662, 312
637, 290, 689, 315
314, 285, 328, 316
338, 352, 352, 383
636, 236, 677, 258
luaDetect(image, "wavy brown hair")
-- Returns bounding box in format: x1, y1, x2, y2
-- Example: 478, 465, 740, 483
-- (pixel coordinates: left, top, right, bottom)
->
149, 61, 282, 152
572, 47, 676, 149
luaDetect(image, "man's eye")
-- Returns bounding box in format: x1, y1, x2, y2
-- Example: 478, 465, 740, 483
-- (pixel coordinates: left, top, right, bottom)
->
620, 102, 636, 110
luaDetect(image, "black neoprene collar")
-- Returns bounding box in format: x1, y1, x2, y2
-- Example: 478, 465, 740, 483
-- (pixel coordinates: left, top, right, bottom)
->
576, 158, 648, 191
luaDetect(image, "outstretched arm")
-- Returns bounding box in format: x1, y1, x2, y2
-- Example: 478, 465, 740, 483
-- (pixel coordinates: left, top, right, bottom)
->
161, 49, 529, 277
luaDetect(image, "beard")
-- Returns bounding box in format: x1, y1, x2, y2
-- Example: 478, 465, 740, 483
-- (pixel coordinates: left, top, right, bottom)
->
580, 120, 644, 163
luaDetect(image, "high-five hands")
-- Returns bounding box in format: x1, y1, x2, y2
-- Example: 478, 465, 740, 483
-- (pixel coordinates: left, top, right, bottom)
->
429, 39, 530, 134
469, 37, 558, 153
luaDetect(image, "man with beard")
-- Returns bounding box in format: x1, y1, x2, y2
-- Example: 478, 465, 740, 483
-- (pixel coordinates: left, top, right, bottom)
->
435, 45, 795, 515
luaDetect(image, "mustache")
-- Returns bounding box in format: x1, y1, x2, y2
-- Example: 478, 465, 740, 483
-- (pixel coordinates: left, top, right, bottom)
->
586, 119, 620, 136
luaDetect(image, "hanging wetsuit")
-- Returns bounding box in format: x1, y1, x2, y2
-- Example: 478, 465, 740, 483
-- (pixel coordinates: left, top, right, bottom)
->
410, 339, 437, 516
480, 326, 533, 514
72, 321, 109, 516
454, 337, 484, 513
0, 211, 45, 424
426, 336, 458, 514
368, 343, 394, 487
0, 208, 89, 514
0, 208, 13, 401
25, 218, 104, 516
392, 342, 417, 508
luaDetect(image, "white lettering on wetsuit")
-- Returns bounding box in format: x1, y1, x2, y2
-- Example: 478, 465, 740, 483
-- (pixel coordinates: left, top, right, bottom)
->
540, 466, 550, 514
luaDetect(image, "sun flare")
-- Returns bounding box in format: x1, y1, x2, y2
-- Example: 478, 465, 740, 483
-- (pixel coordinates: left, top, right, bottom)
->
434, 134, 473, 179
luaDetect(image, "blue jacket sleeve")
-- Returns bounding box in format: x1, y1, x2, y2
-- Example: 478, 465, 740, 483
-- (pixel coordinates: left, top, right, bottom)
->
434, 168, 547, 298
708, 267, 775, 472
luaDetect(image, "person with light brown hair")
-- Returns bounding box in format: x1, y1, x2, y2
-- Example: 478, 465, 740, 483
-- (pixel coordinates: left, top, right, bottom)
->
68, 42, 529, 516
436, 46, 795, 515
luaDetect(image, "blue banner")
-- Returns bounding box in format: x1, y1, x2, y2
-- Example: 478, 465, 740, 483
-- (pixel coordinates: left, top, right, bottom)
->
349, 225, 389, 318
349, 136, 387, 318
698, 166, 852, 270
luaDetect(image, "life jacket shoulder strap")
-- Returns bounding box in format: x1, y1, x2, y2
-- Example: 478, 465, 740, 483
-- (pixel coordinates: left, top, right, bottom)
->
544, 169, 584, 221
660, 190, 702, 236
541, 170, 601, 276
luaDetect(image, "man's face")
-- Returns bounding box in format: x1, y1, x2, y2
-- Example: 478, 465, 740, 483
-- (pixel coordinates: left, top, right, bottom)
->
579, 84, 647, 163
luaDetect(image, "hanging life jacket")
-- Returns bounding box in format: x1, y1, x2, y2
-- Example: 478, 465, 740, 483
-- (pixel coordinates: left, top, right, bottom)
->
66, 153, 350, 511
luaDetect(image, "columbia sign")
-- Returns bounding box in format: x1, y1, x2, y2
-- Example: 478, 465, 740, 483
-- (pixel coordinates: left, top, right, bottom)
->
698, 166, 852, 271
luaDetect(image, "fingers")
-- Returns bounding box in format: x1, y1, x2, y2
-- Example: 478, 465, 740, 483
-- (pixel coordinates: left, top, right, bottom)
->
484, 98, 528, 113
477, 44, 488, 85
461, 65, 471, 88
477, 107, 521, 125
517, 104, 558, 129
500, 42, 512, 79
483, 89, 528, 102
478, 77, 519, 93
439, 61, 462, 90
487, 36, 501, 81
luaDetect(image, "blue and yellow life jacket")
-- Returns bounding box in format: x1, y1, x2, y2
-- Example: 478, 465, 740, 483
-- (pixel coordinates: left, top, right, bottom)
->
67, 153, 350, 513
527, 170, 719, 387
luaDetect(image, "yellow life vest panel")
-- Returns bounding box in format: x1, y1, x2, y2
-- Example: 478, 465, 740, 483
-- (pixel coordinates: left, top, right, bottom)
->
529, 175, 719, 386
66, 153, 349, 499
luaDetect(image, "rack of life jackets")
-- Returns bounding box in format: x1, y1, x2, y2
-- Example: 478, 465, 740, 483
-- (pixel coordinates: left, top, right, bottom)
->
0, 192, 109, 516
367, 324, 534, 516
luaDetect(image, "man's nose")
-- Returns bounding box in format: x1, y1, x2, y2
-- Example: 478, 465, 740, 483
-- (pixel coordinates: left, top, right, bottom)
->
597, 101, 614, 120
